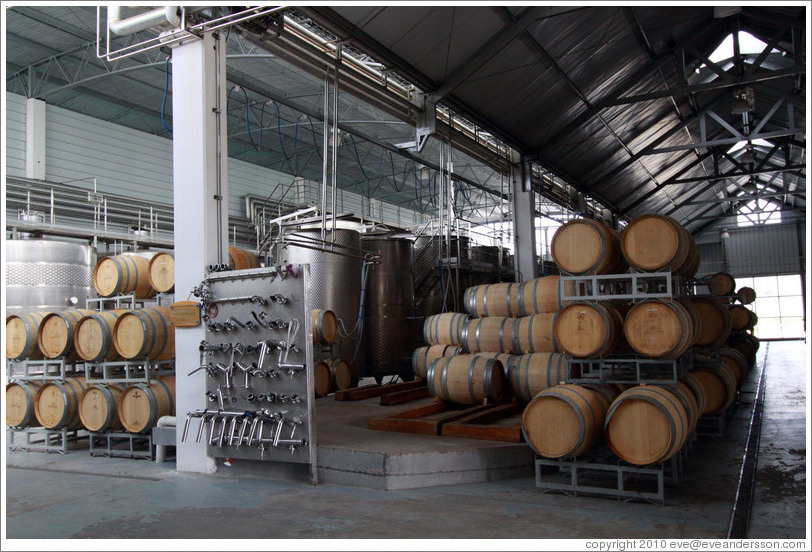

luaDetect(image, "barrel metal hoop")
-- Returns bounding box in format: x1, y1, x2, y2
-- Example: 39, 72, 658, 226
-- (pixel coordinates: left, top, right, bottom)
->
546, 353, 554, 387
155, 378, 174, 417
468, 357, 476, 402
533, 279, 541, 314
441, 358, 450, 400
526, 316, 533, 354
549, 388, 587, 453
155, 309, 169, 359
482, 285, 489, 317
475, 320, 481, 352
523, 355, 532, 399
102, 385, 117, 430
136, 310, 157, 359
97, 313, 114, 362
426, 361, 437, 397
498, 317, 508, 353
505, 283, 513, 318
20, 314, 37, 360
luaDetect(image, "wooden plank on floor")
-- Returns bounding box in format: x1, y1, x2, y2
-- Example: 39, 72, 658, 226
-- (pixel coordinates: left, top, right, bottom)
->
442, 403, 525, 443
367, 402, 497, 436
335, 380, 425, 401
380, 386, 430, 406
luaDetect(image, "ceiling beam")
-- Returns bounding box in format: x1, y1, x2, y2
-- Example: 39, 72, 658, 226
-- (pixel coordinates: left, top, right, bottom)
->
657, 164, 806, 186
427, 6, 550, 102
601, 65, 805, 107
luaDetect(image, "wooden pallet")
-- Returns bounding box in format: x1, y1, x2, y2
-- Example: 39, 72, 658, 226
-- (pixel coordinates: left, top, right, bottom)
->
441, 403, 524, 443
335, 380, 425, 401
368, 400, 522, 441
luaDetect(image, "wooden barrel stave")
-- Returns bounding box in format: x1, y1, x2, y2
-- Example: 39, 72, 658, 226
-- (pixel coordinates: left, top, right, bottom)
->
6, 312, 50, 360
311, 309, 338, 344
551, 218, 624, 275
605, 385, 689, 466
505, 353, 568, 403
34, 376, 86, 430
461, 317, 515, 354
6, 381, 43, 427
522, 384, 605, 459
623, 299, 694, 359
426, 355, 504, 405
412, 344, 463, 380
554, 302, 623, 358
228, 246, 260, 270
118, 376, 175, 434
74, 310, 127, 362
113, 306, 175, 361
79, 384, 124, 432
423, 313, 469, 346
94, 254, 156, 299
148, 252, 175, 293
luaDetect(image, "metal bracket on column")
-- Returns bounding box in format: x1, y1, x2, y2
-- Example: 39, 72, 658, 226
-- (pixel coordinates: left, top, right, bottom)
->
394, 94, 436, 152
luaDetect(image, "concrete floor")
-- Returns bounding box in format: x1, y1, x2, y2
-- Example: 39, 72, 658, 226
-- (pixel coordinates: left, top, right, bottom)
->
4, 341, 808, 540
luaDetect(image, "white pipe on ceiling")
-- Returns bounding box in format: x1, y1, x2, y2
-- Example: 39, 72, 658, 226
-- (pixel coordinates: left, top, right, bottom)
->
108, 6, 181, 36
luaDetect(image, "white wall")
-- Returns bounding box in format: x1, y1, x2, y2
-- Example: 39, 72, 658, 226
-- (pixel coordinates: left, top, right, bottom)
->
5, 93, 26, 177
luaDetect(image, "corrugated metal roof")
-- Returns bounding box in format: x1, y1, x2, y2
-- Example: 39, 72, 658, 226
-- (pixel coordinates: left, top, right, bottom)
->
4, 5, 806, 235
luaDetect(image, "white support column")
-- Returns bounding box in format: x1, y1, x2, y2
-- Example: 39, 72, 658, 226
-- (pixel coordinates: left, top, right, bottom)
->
25, 98, 46, 180
511, 154, 537, 282
171, 32, 228, 474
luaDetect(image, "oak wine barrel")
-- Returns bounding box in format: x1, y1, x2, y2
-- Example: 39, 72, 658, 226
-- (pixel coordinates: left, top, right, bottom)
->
228, 246, 260, 270
327, 358, 353, 391
314, 361, 332, 397
34, 376, 86, 430
464, 282, 521, 318
412, 344, 463, 380
147, 252, 175, 293
551, 218, 626, 275
686, 297, 732, 347
6, 381, 43, 428
729, 305, 757, 331
605, 385, 689, 466
461, 317, 516, 354
720, 346, 749, 386
426, 355, 504, 405
623, 299, 695, 358
679, 372, 707, 417
579, 382, 624, 412
6, 312, 50, 360
73, 310, 127, 362
522, 384, 606, 459
511, 314, 558, 354
728, 333, 759, 364
79, 384, 124, 432
710, 272, 736, 295
311, 309, 338, 344
94, 254, 156, 299
37, 309, 95, 360
113, 306, 175, 361
620, 214, 698, 276
691, 364, 737, 414
517, 276, 575, 316
505, 353, 568, 403
554, 302, 624, 358
656, 382, 700, 433
737, 286, 757, 305
423, 313, 468, 346
118, 376, 175, 434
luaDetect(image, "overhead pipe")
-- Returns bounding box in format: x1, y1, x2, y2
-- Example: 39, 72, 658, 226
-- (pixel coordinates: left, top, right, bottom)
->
108, 6, 181, 36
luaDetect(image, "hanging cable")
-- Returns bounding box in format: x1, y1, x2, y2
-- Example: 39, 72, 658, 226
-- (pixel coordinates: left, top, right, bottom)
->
241, 87, 258, 150
292, 115, 300, 175
349, 134, 370, 182
306, 116, 323, 161
161, 57, 172, 133
273, 101, 290, 169
258, 101, 267, 151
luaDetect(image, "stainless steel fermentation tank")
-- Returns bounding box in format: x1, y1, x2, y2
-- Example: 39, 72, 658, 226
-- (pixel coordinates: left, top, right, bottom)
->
280, 225, 364, 377
5, 239, 97, 315
413, 234, 476, 316
361, 234, 416, 380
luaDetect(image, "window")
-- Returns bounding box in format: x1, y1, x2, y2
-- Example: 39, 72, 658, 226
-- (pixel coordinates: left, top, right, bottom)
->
735, 274, 805, 339
736, 198, 782, 227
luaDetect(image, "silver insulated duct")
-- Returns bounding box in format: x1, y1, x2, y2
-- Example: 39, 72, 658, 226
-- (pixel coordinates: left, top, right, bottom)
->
5, 239, 97, 315
361, 234, 416, 379
280, 225, 364, 376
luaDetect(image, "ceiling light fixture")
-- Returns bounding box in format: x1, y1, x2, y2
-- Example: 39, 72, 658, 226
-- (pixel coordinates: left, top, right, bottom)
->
731, 87, 755, 115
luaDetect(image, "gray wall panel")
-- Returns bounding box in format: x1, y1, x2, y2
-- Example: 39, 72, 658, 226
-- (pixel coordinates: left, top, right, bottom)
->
696, 242, 726, 276
724, 223, 803, 277
6, 93, 26, 177
7, 93, 423, 231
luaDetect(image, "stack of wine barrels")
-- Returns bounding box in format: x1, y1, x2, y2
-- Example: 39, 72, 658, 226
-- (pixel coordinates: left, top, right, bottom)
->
411, 273, 577, 405
93, 247, 260, 300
